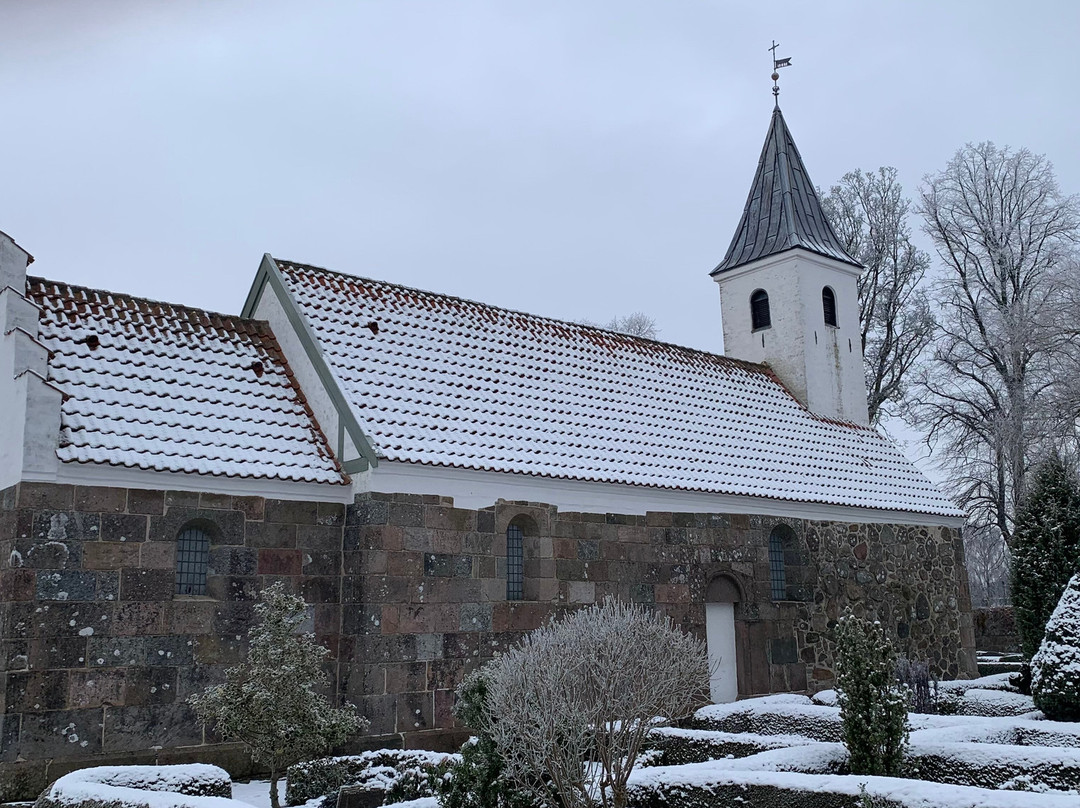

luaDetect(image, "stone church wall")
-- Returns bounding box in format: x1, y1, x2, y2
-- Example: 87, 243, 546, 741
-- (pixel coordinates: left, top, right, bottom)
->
1, 482, 977, 800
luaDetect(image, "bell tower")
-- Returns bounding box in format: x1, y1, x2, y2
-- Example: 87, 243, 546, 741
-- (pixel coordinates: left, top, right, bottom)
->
710, 91, 869, 426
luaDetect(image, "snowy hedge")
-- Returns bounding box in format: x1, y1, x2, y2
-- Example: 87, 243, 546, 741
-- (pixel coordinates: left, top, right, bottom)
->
624, 764, 1080, 808
641, 727, 816, 767
910, 741, 1080, 791
35, 765, 238, 808
284, 751, 457, 808
687, 695, 843, 742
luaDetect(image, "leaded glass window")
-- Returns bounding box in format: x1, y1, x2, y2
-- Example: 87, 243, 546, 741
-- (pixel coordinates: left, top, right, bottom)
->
506, 524, 524, 601
176, 526, 210, 596
768, 528, 786, 601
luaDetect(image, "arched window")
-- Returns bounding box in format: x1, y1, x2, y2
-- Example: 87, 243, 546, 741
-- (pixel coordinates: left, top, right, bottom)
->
506, 523, 524, 601
822, 287, 838, 327
750, 289, 771, 330
768, 525, 790, 601
175, 525, 210, 596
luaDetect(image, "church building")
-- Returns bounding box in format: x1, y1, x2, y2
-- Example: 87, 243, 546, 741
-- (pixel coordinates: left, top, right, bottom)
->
0, 104, 977, 798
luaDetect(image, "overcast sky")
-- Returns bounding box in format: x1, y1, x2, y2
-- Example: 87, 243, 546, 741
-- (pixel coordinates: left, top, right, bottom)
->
3, 1, 1078, 472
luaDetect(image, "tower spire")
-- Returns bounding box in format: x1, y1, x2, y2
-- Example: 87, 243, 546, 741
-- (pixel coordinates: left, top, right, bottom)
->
769, 41, 791, 106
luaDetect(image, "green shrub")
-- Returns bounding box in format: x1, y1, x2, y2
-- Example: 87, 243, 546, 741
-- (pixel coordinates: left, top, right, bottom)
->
285, 750, 454, 807
1010, 457, 1080, 661
1032, 572, 1080, 721
436, 671, 537, 808
834, 612, 909, 776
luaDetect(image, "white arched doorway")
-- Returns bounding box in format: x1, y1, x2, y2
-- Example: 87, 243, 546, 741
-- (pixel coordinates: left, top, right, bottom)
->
705, 575, 741, 703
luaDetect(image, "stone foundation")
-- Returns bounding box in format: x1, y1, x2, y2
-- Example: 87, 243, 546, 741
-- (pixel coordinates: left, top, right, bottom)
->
1, 482, 977, 800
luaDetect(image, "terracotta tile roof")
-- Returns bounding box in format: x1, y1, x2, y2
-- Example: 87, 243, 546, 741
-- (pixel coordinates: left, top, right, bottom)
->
275, 260, 962, 517
27, 277, 348, 486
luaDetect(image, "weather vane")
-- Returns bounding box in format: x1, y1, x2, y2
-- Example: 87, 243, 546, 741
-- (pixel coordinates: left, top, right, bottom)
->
769, 40, 792, 104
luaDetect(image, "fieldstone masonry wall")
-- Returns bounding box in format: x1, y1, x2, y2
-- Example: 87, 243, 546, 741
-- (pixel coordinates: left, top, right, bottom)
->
1, 482, 977, 800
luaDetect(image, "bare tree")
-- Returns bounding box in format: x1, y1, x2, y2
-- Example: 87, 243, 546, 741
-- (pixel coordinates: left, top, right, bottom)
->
481, 599, 708, 808
963, 523, 1010, 607
916, 142, 1080, 543
821, 167, 935, 424
579, 313, 659, 340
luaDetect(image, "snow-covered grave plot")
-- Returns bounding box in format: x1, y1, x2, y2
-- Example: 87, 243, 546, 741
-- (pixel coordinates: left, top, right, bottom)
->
629, 675, 1080, 805
34, 765, 252, 808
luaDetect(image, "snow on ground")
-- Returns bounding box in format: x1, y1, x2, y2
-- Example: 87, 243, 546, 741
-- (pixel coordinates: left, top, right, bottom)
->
230, 782, 277, 808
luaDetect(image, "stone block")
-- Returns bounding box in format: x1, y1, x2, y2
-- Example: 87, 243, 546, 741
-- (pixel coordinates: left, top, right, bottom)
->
113, 601, 165, 636
127, 489, 166, 515
123, 666, 178, 706
385, 662, 428, 694
5, 669, 69, 711
302, 550, 341, 576
139, 541, 176, 569
298, 524, 343, 550
101, 513, 149, 542
96, 571, 120, 602
164, 491, 200, 508
209, 546, 258, 576
67, 668, 126, 708
149, 507, 245, 545
199, 493, 233, 511
120, 568, 173, 601
17, 707, 103, 757
389, 502, 424, 528
74, 486, 128, 514
396, 691, 433, 732
0, 569, 35, 600
17, 483, 74, 510
301, 576, 340, 604
423, 506, 476, 532
30, 510, 99, 544
567, 580, 595, 604
231, 495, 265, 521
348, 499, 389, 526
257, 548, 301, 575
102, 702, 202, 752
36, 570, 97, 602
459, 602, 492, 632
0, 758, 48, 802
317, 502, 345, 526
265, 499, 319, 525
770, 637, 799, 665
83, 541, 140, 570
27, 637, 87, 670
205, 575, 259, 601
246, 521, 298, 548
166, 600, 216, 635
358, 693, 397, 735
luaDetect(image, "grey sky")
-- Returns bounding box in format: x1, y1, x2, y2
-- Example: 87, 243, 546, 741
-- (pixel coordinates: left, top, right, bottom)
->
3, 1, 1077, 363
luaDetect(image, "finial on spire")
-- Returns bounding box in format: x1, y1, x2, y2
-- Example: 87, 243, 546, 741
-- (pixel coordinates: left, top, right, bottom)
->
769, 41, 792, 105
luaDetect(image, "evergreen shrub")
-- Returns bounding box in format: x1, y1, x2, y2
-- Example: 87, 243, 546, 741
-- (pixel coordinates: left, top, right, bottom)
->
1031, 572, 1080, 721
834, 613, 909, 776
1010, 457, 1080, 661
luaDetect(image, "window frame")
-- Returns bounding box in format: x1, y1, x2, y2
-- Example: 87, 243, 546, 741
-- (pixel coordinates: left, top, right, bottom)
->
506, 523, 524, 601
822, 286, 838, 327
175, 524, 211, 597
750, 289, 771, 331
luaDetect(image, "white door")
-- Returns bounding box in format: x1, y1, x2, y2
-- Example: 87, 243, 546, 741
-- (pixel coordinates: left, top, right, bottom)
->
706, 602, 738, 703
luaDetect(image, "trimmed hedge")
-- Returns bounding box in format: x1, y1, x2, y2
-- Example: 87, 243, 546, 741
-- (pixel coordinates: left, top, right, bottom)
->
688, 699, 843, 742
910, 742, 1080, 792
35, 765, 237, 808
641, 728, 815, 767
284, 751, 456, 808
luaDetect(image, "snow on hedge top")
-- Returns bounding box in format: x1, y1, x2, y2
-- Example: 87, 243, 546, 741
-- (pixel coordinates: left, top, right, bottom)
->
29, 278, 347, 485
40, 764, 244, 808
276, 260, 962, 517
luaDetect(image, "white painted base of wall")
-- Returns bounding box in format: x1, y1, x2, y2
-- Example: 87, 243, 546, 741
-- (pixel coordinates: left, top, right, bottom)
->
706, 602, 738, 703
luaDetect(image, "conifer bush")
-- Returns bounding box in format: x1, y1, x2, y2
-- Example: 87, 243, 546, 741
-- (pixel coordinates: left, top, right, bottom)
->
834, 613, 909, 776
1031, 572, 1080, 721
189, 582, 367, 808
1010, 457, 1080, 661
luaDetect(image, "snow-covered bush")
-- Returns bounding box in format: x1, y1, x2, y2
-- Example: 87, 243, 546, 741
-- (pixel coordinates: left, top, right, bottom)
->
688, 696, 843, 742
483, 598, 709, 808
436, 671, 535, 808
834, 613, 909, 776
640, 727, 815, 767
285, 751, 455, 808
1010, 458, 1080, 661
1032, 573, 1080, 721
35, 765, 238, 808
189, 583, 368, 808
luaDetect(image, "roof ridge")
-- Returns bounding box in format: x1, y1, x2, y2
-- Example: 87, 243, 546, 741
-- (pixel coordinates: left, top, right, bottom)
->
272, 257, 774, 376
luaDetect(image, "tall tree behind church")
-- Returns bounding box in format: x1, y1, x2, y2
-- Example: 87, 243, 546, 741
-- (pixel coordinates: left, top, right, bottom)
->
915, 142, 1080, 544
821, 167, 934, 424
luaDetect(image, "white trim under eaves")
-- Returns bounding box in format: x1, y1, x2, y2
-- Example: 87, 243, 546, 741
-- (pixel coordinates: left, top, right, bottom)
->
24, 463, 354, 504
366, 460, 967, 528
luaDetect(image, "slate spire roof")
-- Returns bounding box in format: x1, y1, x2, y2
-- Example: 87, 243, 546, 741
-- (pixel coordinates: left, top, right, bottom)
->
711, 106, 860, 274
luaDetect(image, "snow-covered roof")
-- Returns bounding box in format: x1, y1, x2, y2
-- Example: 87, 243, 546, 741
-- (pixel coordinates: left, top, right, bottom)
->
28, 277, 348, 486
274, 260, 962, 518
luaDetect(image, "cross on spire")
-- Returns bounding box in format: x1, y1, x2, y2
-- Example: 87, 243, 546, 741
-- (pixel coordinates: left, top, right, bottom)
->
769, 41, 792, 105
